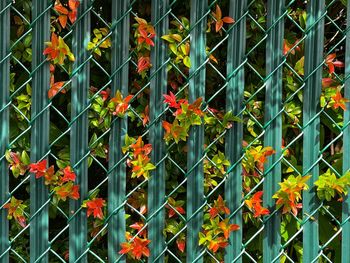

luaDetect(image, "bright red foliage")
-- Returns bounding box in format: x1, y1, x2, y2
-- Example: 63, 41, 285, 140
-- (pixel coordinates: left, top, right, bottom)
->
119, 236, 151, 260
62, 166, 76, 182
326, 53, 344, 74
85, 198, 106, 219
29, 160, 47, 178
110, 90, 133, 117
209, 195, 230, 218
54, 0, 80, 28
137, 56, 151, 73
332, 91, 349, 111
245, 191, 270, 217
212, 5, 235, 32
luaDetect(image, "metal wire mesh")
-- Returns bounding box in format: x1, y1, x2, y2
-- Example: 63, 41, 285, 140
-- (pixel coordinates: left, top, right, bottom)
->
1, 0, 350, 262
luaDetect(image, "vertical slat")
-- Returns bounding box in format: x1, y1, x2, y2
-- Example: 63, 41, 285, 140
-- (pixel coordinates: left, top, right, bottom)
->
224, 1, 247, 262
342, 1, 350, 261
30, 0, 50, 262
108, 1, 130, 262
187, 1, 207, 262
69, 1, 90, 262
0, 1, 10, 261
302, 1, 324, 262
148, 0, 169, 262
263, 1, 284, 262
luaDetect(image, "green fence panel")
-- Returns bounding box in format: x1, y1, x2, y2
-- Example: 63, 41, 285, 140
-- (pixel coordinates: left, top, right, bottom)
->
30, 0, 51, 261
263, 1, 284, 262
108, 1, 130, 262
0, 0, 10, 261
187, 1, 207, 262
2, 1, 350, 262
148, 0, 169, 262
70, 0, 91, 261
303, 0, 325, 262
224, 0, 247, 262
342, 0, 350, 260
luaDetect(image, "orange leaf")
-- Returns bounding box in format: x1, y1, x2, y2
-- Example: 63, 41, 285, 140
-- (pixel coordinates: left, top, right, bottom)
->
214, 5, 222, 20
58, 15, 68, 28
215, 20, 224, 32
222, 16, 234, 24
54, 4, 69, 15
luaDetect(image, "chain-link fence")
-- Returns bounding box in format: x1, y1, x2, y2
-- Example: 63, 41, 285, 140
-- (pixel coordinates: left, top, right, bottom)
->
1, 0, 350, 262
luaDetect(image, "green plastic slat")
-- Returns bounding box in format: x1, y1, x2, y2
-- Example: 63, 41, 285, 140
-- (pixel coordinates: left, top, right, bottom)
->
108, 1, 130, 262
302, 1, 324, 262
187, 0, 207, 262
263, 1, 284, 262
0, 1, 10, 261
224, 0, 247, 262
30, 0, 51, 262
342, 0, 350, 261
69, 1, 90, 262
148, 0, 169, 262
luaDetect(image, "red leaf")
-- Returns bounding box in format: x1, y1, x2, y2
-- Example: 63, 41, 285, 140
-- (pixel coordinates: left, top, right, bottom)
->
215, 20, 224, 32
137, 56, 151, 73
100, 90, 110, 101
69, 0, 80, 10
326, 53, 336, 63
70, 185, 80, 200
163, 92, 178, 108
209, 195, 230, 218
58, 15, 68, 28
62, 166, 76, 182
162, 121, 172, 134
332, 91, 349, 111
322, 78, 334, 87
86, 198, 106, 219
328, 63, 335, 74
48, 77, 65, 99
68, 10, 78, 24
245, 191, 270, 217
214, 5, 222, 20
333, 61, 345, 68
119, 237, 151, 260
54, 4, 69, 15
176, 239, 185, 253
29, 160, 47, 178
222, 17, 234, 24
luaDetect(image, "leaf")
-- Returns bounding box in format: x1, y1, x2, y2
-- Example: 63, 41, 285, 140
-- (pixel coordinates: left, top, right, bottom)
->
119, 237, 151, 260
295, 56, 304, 76
54, 4, 69, 15
58, 15, 68, 28
183, 56, 191, 68
161, 35, 175, 43
163, 92, 178, 108
222, 17, 234, 24
84, 198, 106, 219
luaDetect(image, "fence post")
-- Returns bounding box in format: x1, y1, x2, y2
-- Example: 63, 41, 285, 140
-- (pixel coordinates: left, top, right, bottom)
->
342, 0, 350, 261
263, 1, 284, 262
302, 1, 325, 262
108, 1, 130, 262
224, 0, 247, 262
70, 0, 90, 262
148, 0, 169, 262
30, 0, 51, 262
187, 0, 207, 262
0, 1, 11, 261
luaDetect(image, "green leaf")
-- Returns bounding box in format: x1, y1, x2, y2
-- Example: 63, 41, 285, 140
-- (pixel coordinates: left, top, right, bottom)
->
169, 43, 177, 55
161, 35, 175, 43
183, 56, 191, 68
21, 151, 30, 165
295, 56, 304, 76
